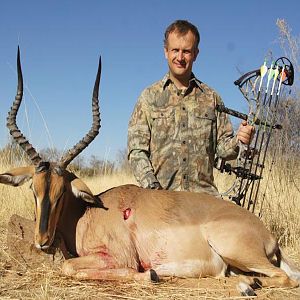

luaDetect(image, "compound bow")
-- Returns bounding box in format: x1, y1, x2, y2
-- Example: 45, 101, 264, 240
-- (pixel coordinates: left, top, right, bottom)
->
215, 57, 294, 215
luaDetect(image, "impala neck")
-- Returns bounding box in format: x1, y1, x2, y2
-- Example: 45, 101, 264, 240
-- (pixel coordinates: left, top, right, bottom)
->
56, 193, 87, 257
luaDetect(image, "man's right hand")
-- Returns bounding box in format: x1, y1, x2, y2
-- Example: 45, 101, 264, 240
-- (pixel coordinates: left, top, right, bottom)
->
148, 182, 163, 190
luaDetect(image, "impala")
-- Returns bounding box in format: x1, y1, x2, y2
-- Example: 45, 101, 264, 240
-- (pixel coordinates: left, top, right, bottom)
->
1, 48, 299, 296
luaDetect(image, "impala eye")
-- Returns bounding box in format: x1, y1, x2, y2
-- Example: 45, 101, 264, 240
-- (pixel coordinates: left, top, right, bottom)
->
29, 182, 34, 191
29, 183, 37, 195
59, 189, 66, 199
55, 188, 66, 203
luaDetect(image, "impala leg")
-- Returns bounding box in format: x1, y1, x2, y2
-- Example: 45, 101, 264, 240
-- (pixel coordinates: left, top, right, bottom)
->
246, 264, 299, 288
62, 254, 110, 275
280, 251, 300, 283
207, 236, 299, 292
225, 255, 299, 289
230, 257, 299, 296
69, 267, 158, 282
62, 254, 158, 282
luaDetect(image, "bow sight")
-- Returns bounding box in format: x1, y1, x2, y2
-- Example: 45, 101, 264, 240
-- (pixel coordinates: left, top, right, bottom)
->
215, 57, 294, 216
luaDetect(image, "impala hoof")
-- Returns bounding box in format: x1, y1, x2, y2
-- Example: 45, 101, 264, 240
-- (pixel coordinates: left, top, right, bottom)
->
150, 269, 159, 283
237, 282, 257, 297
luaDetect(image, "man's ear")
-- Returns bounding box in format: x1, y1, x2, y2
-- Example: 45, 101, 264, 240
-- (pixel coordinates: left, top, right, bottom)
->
0, 166, 35, 186
193, 47, 199, 62
164, 46, 168, 59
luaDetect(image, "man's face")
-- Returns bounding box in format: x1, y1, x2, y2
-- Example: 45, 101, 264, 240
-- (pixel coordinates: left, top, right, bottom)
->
164, 30, 199, 82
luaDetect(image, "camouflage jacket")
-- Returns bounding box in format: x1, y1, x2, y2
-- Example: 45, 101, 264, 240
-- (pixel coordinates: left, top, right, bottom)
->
127, 73, 239, 195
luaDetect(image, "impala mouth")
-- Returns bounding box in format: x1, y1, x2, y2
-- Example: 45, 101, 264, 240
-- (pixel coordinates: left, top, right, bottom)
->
35, 243, 50, 250
35, 233, 55, 250
35, 242, 50, 250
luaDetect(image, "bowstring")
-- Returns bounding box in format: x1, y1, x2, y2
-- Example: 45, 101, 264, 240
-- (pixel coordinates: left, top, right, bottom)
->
255, 65, 286, 216
236, 73, 263, 208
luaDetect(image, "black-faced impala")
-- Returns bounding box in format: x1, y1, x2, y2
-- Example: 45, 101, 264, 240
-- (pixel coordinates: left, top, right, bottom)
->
1, 48, 299, 296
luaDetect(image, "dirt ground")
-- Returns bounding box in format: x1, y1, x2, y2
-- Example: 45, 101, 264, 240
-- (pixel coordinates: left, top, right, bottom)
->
0, 222, 300, 300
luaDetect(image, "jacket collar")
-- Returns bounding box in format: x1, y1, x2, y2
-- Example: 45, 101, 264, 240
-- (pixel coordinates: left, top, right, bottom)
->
162, 72, 203, 91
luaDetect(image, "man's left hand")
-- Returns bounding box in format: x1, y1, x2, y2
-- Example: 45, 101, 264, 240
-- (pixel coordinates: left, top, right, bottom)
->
237, 120, 255, 145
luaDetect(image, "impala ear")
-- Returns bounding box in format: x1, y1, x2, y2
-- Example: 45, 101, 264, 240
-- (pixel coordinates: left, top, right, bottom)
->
70, 177, 106, 209
0, 166, 35, 186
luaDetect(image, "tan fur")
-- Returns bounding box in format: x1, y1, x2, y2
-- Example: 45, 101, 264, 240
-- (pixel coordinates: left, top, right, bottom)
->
1, 170, 299, 292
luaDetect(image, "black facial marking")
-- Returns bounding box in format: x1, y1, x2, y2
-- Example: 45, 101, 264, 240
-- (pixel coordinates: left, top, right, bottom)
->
39, 170, 51, 234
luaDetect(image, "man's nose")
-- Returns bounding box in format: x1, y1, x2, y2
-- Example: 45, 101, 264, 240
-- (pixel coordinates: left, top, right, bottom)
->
177, 50, 184, 61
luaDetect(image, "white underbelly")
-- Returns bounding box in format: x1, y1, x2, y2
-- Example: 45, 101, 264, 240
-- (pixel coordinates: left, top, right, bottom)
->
144, 226, 228, 278
153, 253, 227, 278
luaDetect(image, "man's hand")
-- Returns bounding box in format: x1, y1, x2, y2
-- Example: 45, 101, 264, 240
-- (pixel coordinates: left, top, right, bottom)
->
237, 120, 255, 145
148, 182, 163, 190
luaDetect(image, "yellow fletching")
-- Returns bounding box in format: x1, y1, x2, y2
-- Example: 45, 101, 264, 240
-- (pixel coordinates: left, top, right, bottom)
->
274, 66, 279, 80
260, 62, 268, 78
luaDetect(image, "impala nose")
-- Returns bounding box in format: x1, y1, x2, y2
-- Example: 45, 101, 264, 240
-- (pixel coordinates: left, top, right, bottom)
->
35, 234, 51, 250
35, 240, 50, 250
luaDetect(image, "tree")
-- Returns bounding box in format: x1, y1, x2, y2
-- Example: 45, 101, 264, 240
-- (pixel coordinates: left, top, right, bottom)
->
116, 148, 132, 174
39, 147, 63, 162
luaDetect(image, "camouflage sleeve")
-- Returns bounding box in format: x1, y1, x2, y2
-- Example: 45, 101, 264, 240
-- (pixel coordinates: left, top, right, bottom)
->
127, 91, 160, 188
215, 94, 239, 160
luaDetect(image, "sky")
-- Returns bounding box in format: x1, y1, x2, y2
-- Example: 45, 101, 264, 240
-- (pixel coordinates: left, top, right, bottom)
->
0, 0, 299, 163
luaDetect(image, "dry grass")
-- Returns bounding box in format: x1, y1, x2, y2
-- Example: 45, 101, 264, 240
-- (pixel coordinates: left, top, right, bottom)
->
214, 158, 300, 253
0, 161, 300, 299
1, 265, 300, 300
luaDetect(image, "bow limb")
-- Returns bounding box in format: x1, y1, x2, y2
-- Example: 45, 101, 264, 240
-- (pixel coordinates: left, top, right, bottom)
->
215, 57, 294, 215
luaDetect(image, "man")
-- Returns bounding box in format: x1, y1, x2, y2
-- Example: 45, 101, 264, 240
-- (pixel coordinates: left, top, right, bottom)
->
127, 20, 253, 195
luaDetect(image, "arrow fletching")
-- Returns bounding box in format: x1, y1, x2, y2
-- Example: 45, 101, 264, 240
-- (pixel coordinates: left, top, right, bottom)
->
260, 61, 268, 78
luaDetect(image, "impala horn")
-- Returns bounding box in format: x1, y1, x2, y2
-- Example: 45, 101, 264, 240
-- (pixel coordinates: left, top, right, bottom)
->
6, 47, 46, 171
7, 47, 101, 171
59, 56, 101, 169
